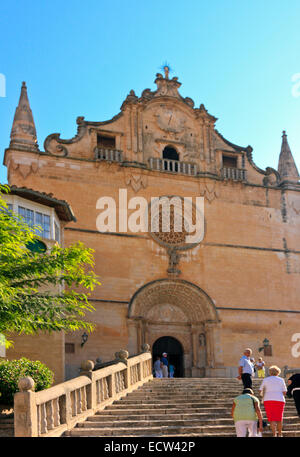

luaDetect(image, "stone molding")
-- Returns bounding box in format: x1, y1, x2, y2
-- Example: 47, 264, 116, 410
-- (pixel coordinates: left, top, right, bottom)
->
128, 278, 219, 324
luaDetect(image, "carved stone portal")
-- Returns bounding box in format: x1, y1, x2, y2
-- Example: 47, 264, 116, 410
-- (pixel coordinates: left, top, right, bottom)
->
128, 278, 220, 377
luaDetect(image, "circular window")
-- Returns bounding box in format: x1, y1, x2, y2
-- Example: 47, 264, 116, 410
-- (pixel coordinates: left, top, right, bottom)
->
148, 195, 204, 250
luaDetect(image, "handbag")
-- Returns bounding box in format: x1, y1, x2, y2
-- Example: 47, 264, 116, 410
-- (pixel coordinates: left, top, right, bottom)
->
258, 420, 268, 428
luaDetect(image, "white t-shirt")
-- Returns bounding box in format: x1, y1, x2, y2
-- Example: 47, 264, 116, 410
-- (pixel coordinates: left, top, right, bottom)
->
260, 376, 287, 402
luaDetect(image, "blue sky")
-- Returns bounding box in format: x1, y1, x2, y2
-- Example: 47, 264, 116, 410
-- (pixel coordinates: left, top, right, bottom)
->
1, 0, 300, 183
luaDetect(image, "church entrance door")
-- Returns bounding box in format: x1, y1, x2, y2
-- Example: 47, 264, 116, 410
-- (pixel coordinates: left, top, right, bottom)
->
152, 336, 184, 377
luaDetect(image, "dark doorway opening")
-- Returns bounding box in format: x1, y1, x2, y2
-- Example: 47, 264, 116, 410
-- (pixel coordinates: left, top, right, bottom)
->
152, 336, 184, 377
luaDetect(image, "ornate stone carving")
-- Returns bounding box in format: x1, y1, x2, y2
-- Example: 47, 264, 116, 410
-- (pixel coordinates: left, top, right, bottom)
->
146, 303, 188, 323
43, 133, 69, 157
262, 167, 281, 186
120, 90, 139, 109
246, 148, 281, 187
199, 180, 220, 203
148, 195, 200, 250
166, 247, 182, 276
43, 116, 87, 157
154, 73, 182, 98
128, 278, 220, 324
124, 171, 148, 192
141, 343, 151, 353
12, 161, 39, 179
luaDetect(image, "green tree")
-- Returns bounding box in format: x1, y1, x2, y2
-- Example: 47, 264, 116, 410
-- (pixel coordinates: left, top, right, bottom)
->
0, 184, 100, 347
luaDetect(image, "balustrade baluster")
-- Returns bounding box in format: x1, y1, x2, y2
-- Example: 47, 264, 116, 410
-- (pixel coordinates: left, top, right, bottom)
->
77, 388, 82, 414
40, 403, 47, 434
96, 380, 100, 404
104, 377, 109, 399
37, 405, 41, 435
82, 387, 87, 411
53, 398, 60, 427
115, 373, 119, 393
46, 400, 55, 430
72, 390, 77, 416
101, 379, 104, 402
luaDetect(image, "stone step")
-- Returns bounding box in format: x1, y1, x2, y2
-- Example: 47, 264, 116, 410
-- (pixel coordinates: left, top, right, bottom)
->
78, 419, 234, 428
67, 425, 235, 437
92, 414, 231, 421
146, 378, 262, 382
136, 389, 266, 394
106, 401, 296, 410
127, 389, 259, 397
97, 408, 233, 416
67, 422, 300, 437
120, 395, 264, 401
106, 403, 233, 410
89, 413, 299, 423
120, 395, 263, 402
143, 386, 263, 390
78, 416, 300, 428
139, 384, 269, 388
66, 377, 297, 438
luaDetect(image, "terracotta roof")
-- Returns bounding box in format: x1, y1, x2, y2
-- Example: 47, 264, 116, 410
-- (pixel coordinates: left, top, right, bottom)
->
8, 186, 76, 222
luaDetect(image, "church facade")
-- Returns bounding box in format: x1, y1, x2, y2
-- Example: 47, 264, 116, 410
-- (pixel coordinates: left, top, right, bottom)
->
3, 69, 300, 381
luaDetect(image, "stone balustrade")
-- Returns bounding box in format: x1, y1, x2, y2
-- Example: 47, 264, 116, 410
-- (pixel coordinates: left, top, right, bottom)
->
149, 157, 197, 176
221, 167, 247, 181
14, 346, 152, 437
283, 365, 300, 379
94, 147, 123, 162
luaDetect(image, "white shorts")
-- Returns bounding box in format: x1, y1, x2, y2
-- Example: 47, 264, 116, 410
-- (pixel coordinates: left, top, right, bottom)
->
235, 420, 258, 437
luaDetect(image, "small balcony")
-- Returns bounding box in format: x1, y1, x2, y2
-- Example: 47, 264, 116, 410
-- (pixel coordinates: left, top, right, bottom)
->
221, 167, 247, 181
94, 147, 123, 162
149, 157, 197, 176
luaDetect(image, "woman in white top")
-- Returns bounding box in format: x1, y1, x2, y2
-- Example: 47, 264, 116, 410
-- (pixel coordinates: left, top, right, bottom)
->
259, 365, 287, 437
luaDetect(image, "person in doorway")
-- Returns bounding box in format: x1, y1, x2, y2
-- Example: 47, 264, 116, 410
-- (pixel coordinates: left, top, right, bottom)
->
231, 388, 263, 437
237, 348, 254, 389
287, 372, 300, 417
161, 352, 169, 378
169, 364, 175, 378
256, 357, 266, 378
153, 356, 163, 378
259, 365, 287, 437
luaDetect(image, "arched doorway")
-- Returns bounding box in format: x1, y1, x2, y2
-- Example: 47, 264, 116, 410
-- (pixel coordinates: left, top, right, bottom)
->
163, 146, 179, 172
153, 336, 184, 377
127, 278, 221, 377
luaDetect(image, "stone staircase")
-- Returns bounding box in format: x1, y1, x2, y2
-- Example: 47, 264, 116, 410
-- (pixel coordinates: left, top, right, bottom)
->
65, 378, 300, 437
